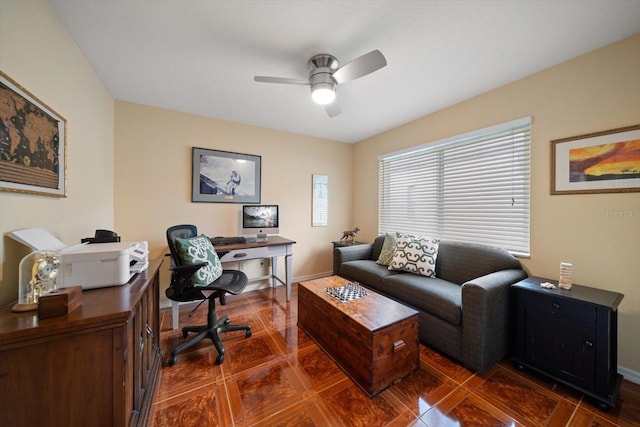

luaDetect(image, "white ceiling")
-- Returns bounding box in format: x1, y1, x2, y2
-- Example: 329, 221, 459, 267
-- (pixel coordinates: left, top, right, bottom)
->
49, 0, 640, 144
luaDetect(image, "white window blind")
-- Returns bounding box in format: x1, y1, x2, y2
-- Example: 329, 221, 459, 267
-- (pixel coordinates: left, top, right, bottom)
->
378, 117, 531, 255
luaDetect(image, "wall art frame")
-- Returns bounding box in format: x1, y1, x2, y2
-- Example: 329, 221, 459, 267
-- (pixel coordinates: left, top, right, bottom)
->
312, 174, 328, 226
551, 124, 640, 195
0, 70, 67, 197
192, 147, 261, 203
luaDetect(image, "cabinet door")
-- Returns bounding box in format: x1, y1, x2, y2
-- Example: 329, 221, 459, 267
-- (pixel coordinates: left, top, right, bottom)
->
555, 318, 596, 390
524, 307, 556, 370
124, 302, 137, 425
133, 299, 145, 416
524, 306, 596, 390
0, 330, 115, 427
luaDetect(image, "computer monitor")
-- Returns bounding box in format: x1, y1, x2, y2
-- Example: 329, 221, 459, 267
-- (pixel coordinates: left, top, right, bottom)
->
241, 205, 279, 237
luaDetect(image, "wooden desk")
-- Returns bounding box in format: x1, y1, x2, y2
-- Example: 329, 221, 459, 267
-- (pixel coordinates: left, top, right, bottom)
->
0, 258, 163, 427
171, 236, 295, 329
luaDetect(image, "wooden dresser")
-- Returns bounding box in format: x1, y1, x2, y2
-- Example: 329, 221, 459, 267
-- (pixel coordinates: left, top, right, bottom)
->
0, 258, 163, 427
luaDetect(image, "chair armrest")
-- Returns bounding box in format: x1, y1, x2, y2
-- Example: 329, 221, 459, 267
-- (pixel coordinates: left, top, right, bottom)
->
334, 244, 373, 264
461, 269, 528, 372
171, 262, 207, 276
167, 262, 207, 297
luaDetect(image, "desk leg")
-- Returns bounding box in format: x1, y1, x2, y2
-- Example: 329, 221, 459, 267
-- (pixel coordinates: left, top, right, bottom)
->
271, 256, 278, 289
285, 253, 292, 301
172, 301, 179, 330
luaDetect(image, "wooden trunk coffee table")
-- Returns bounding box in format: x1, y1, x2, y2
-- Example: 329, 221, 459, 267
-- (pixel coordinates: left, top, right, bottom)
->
298, 275, 419, 396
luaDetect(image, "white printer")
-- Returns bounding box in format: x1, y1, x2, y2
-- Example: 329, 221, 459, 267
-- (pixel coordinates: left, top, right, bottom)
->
9, 228, 149, 289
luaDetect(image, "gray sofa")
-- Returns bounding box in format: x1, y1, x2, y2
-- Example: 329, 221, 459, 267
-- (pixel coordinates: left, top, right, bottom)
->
334, 235, 527, 373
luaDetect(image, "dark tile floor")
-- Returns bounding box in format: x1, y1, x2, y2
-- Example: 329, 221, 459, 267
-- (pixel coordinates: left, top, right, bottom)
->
150, 283, 640, 426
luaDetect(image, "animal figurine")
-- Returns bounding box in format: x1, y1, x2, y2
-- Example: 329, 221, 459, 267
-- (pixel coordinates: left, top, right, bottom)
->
340, 227, 360, 242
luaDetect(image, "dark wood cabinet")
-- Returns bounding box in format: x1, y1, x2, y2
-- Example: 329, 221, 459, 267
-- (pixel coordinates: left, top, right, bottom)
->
0, 258, 163, 427
512, 277, 623, 410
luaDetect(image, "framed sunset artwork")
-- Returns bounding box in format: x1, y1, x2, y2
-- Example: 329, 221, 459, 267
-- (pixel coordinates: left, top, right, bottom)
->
551, 124, 640, 194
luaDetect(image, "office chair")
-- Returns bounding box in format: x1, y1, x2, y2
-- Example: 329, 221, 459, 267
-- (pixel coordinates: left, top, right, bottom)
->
166, 224, 251, 365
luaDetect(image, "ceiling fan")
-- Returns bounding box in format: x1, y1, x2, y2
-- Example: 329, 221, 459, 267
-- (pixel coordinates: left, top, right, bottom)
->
254, 49, 387, 117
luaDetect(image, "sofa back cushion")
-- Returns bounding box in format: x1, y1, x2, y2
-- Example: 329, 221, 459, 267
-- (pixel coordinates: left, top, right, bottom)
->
369, 235, 386, 261
436, 240, 522, 285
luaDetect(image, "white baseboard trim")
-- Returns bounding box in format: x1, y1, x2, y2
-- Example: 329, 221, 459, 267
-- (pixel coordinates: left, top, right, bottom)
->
618, 365, 640, 385
292, 271, 334, 283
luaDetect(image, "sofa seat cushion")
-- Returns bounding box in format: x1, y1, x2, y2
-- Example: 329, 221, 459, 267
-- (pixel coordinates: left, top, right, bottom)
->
382, 274, 462, 325
340, 260, 399, 292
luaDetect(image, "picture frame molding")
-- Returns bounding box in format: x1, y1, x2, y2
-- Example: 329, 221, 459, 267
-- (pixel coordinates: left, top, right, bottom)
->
0, 70, 67, 197
551, 124, 640, 195
192, 147, 261, 203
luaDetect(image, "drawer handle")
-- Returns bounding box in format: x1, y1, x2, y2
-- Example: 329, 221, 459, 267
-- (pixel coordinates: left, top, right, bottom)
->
393, 340, 406, 352
552, 302, 560, 309
233, 252, 248, 258
585, 340, 593, 348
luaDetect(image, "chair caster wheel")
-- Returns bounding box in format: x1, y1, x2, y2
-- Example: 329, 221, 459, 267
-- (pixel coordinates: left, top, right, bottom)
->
245, 329, 252, 338
215, 353, 224, 364
168, 355, 177, 366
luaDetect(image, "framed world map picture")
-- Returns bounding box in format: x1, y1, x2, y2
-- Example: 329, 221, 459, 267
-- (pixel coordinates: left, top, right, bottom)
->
0, 71, 67, 197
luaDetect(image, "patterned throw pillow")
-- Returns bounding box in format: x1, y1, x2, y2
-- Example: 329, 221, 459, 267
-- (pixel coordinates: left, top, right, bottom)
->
389, 234, 440, 277
376, 232, 397, 266
174, 234, 223, 286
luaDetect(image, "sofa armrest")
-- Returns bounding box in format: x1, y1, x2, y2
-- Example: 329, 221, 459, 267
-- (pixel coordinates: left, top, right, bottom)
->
461, 268, 528, 373
334, 243, 374, 264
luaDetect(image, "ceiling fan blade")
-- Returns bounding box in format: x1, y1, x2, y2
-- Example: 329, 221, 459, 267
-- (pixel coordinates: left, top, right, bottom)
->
332, 49, 387, 84
325, 100, 342, 118
254, 76, 309, 85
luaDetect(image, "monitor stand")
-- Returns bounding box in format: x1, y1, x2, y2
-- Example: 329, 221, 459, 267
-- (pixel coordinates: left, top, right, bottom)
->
256, 233, 268, 242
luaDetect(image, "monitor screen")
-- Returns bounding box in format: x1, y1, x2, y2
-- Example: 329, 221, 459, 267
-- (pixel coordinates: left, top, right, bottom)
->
241, 205, 279, 235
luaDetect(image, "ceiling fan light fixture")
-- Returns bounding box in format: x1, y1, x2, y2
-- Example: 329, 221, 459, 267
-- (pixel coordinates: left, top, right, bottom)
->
254, 50, 386, 116
311, 83, 336, 105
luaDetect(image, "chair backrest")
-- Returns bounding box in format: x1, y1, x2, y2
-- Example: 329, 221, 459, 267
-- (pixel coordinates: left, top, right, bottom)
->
166, 224, 198, 266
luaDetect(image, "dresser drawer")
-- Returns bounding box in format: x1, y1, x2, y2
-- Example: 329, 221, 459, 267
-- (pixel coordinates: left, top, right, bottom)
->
524, 290, 596, 325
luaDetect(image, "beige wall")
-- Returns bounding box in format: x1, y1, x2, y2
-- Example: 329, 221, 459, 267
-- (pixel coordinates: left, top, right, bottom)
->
353, 34, 640, 373
113, 101, 352, 299
3, 0, 639, 378
0, 0, 114, 304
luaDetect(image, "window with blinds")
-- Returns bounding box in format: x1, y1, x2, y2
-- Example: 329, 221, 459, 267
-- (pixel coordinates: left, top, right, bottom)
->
378, 117, 531, 256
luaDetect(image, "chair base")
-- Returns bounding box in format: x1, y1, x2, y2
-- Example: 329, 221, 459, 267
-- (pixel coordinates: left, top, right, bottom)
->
168, 302, 251, 366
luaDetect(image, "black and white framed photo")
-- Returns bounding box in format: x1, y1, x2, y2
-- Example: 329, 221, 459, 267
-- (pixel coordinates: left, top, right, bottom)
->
192, 147, 261, 203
